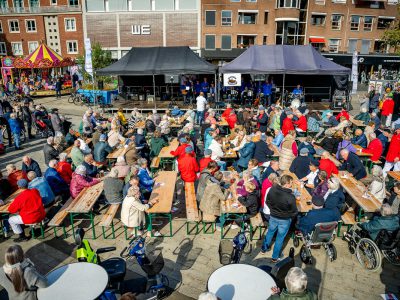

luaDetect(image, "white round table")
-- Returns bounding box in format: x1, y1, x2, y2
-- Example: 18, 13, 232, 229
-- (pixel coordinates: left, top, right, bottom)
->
207, 264, 276, 300
37, 262, 109, 300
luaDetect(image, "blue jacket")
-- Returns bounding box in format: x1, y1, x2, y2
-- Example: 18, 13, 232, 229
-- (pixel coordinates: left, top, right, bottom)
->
28, 177, 55, 206
289, 156, 312, 180
250, 167, 262, 186
22, 159, 42, 177
351, 134, 367, 148
44, 167, 70, 196
325, 116, 339, 127
339, 152, 367, 180
298, 142, 316, 158
253, 140, 274, 163
204, 132, 213, 151
324, 189, 345, 214
93, 141, 114, 163
262, 83, 272, 95
138, 167, 154, 193
237, 142, 255, 168
171, 108, 184, 117
360, 215, 400, 241
272, 131, 284, 147
8, 118, 22, 134
297, 208, 340, 235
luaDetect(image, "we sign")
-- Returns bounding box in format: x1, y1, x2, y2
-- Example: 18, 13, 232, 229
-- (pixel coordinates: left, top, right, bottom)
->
132, 25, 151, 35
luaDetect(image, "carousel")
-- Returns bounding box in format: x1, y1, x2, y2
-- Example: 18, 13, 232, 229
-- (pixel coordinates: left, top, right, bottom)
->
1, 43, 75, 97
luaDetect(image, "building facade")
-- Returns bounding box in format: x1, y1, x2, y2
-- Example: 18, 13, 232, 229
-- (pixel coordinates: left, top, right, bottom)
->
83, 0, 201, 60
0, 0, 84, 58
201, 0, 399, 65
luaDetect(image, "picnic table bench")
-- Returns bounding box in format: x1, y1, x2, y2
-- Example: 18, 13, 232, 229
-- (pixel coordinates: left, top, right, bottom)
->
388, 171, 400, 182
185, 182, 201, 234
352, 144, 372, 157
48, 197, 75, 238
158, 138, 179, 158
107, 146, 128, 160
217, 117, 229, 127
0, 189, 24, 214
98, 203, 121, 239
146, 171, 177, 237
349, 116, 366, 128
134, 120, 145, 129
282, 171, 312, 213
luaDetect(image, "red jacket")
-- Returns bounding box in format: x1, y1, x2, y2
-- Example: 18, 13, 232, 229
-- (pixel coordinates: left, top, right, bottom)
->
70, 173, 100, 199
178, 154, 199, 182
282, 118, 294, 136
8, 170, 28, 192
319, 158, 338, 178
381, 99, 394, 116
226, 114, 238, 129
261, 178, 273, 208
222, 108, 232, 119
362, 138, 383, 161
8, 189, 45, 224
170, 143, 191, 162
199, 157, 213, 171
56, 161, 73, 184
336, 110, 350, 120
386, 133, 400, 163
294, 116, 307, 132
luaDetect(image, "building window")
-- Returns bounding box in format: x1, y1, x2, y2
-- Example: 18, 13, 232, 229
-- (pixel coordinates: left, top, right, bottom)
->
65, 18, 76, 31
276, 21, 300, 45
264, 11, 268, 24
361, 40, 371, 54
29, 0, 39, 7
221, 35, 231, 50
377, 17, 394, 30
311, 14, 326, 26
14, 0, 23, 8
0, 42, 6, 55
205, 35, 215, 50
67, 41, 78, 54
0, 21, 2, 33
11, 42, 23, 55
332, 0, 346, 3
350, 15, 360, 31
237, 35, 256, 48
328, 39, 340, 53
8, 20, 20, 32
331, 14, 342, 30
69, 0, 78, 6
246, 0, 257, 2
205, 10, 216, 26
0, 0, 8, 10
363, 16, 373, 31
28, 41, 38, 53
221, 10, 232, 26
347, 39, 357, 53
277, 0, 298, 8
238, 12, 257, 24
26, 20, 36, 32
263, 35, 267, 45
315, 0, 325, 4
388, 0, 399, 4
373, 40, 388, 53
154, 0, 174, 10
51, 0, 57, 4
230, 0, 241, 2
179, 0, 197, 9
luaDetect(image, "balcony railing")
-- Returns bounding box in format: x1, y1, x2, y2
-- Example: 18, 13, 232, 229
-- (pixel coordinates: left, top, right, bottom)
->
0, 5, 81, 14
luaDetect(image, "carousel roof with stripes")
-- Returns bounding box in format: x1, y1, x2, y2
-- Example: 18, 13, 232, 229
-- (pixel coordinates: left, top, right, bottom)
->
25, 43, 63, 65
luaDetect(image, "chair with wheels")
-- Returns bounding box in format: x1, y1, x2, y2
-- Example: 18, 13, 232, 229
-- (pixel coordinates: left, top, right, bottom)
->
293, 221, 338, 265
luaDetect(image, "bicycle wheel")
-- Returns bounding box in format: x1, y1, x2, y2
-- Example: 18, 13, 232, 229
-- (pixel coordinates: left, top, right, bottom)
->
356, 238, 382, 271
1, 128, 8, 140
68, 94, 75, 103
20, 130, 26, 143
73, 95, 82, 105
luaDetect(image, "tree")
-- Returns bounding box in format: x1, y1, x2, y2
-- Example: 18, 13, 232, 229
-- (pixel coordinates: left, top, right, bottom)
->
381, 6, 400, 54
76, 42, 113, 84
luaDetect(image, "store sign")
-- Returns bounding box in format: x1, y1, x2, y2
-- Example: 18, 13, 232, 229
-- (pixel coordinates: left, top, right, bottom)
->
223, 73, 241, 87
132, 25, 151, 35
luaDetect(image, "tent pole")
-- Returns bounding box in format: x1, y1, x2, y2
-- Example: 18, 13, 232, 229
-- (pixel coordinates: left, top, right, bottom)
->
214, 73, 218, 103
282, 73, 286, 105
153, 74, 156, 109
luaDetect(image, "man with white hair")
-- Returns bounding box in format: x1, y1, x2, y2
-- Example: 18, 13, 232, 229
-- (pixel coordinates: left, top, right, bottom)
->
270, 267, 316, 299
196, 92, 207, 124
27, 171, 55, 207
151, 109, 161, 126
103, 168, 124, 204
354, 107, 371, 124
351, 128, 367, 148
44, 159, 70, 201
198, 292, 218, 300
339, 149, 367, 180
323, 177, 345, 215
362, 132, 383, 161
359, 204, 399, 240
319, 151, 339, 178
93, 134, 113, 164
371, 111, 381, 130
43, 136, 59, 165
21, 155, 42, 177
70, 139, 84, 167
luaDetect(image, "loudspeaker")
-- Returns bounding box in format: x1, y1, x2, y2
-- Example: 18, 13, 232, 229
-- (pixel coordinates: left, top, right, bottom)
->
164, 75, 180, 84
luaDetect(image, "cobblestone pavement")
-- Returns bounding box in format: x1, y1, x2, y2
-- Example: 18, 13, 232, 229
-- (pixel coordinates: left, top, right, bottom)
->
0, 95, 399, 300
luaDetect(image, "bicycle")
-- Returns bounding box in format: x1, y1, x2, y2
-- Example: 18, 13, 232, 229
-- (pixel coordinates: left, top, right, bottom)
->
1, 126, 26, 144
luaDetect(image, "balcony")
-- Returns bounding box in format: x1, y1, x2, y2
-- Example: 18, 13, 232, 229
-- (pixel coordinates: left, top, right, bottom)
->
0, 5, 82, 14
274, 8, 300, 21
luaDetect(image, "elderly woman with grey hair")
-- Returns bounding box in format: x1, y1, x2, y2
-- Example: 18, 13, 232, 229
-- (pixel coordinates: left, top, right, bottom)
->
270, 267, 317, 299
69, 165, 100, 199
367, 165, 386, 203
104, 168, 124, 204
111, 156, 130, 179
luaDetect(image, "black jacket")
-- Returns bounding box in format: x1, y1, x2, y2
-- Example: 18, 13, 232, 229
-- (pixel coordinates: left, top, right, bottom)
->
135, 134, 147, 148
238, 190, 260, 217
257, 113, 269, 132
43, 144, 59, 165
267, 185, 298, 219
253, 140, 274, 163
289, 156, 311, 179
339, 152, 367, 180
317, 136, 340, 154
324, 189, 345, 214
21, 159, 42, 177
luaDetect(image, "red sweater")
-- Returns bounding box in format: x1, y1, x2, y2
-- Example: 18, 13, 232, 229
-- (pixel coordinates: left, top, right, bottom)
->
178, 154, 199, 182
226, 114, 238, 129
319, 158, 338, 178
336, 110, 350, 120
222, 108, 232, 119
294, 116, 307, 132
261, 178, 273, 208
56, 161, 73, 184
199, 157, 213, 171
386, 134, 400, 163
170, 143, 191, 161
8, 170, 28, 193
8, 189, 45, 224
381, 99, 394, 116
282, 118, 294, 136
362, 138, 383, 161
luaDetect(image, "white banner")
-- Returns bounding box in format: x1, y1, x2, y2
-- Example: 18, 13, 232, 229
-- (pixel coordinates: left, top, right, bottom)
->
351, 51, 358, 95
84, 38, 93, 77
223, 73, 241, 87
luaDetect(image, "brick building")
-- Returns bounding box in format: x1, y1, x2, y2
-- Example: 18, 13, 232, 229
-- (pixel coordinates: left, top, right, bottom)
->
201, 0, 399, 68
0, 0, 84, 58
83, 0, 200, 60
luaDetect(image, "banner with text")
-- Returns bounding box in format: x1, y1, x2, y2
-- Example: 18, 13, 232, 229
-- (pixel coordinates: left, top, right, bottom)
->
84, 38, 93, 77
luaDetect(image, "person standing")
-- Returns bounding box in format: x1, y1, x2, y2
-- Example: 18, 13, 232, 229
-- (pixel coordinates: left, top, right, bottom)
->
261, 175, 298, 262
8, 113, 23, 150
21, 99, 34, 139
196, 92, 207, 125
55, 77, 62, 99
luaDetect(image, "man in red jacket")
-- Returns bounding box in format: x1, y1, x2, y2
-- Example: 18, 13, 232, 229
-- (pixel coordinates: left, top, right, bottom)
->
383, 124, 400, 177
170, 138, 191, 162
335, 108, 350, 121
319, 151, 339, 178
294, 110, 307, 133
199, 149, 214, 171
282, 111, 295, 136
381, 97, 394, 127
362, 133, 383, 161
178, 147, 199, 182
221, 103, 232, 119
226, 110, 238, 130
7, 179, 45, 242
6, 164, 28, 193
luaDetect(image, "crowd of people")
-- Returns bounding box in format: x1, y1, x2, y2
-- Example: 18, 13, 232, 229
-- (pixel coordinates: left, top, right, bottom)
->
0, 83, 400, 299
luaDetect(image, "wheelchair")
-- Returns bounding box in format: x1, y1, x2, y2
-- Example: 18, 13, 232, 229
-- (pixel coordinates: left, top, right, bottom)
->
343, 225, 400, 271
293, 221, 338, 265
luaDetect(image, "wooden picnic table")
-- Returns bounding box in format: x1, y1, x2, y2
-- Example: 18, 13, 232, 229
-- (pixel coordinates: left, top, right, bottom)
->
349, 116, 366, 127
158, 138, 179, 159
217, 117, 229, 127
67, 181, 104, 214
220, 171, 247, 214
106, 146, 127, 160
282, 171, 312, 213
134, 120, 145, 129
0, 189, 24, 214
352, 144, 372, 157
333, 171, 381, 213
222, 149, 237, 159
147, 171, 177, 214
313, 144, 341, 167
388, 171, 400, 182
65, 138, 92, 157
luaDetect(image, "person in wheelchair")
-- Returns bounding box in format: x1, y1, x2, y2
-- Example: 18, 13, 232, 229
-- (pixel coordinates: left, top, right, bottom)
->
359, 204, 399, 241
296, 196, 340, 236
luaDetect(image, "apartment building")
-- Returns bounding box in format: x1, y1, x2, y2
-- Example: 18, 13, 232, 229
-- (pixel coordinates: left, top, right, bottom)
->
0, 0, 84, 57
83, 0, 200, 60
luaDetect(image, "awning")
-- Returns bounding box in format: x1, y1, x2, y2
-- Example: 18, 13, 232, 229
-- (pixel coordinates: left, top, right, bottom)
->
310, 38, 326, 44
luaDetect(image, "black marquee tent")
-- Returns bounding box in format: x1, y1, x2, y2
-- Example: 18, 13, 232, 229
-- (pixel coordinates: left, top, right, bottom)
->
220, 45, 350, 75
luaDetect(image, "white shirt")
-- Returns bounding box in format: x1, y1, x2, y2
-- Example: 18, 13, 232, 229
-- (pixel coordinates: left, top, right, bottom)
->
306, 170, 319, 185
263, 187, 272, 215
208, 139, 224, 161
196, 96, 207, 111
77, 138, 91, 154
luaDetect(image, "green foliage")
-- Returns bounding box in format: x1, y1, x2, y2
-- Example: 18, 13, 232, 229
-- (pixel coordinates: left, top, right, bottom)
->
76, 42, 114, 85
381, 6, 400, 54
